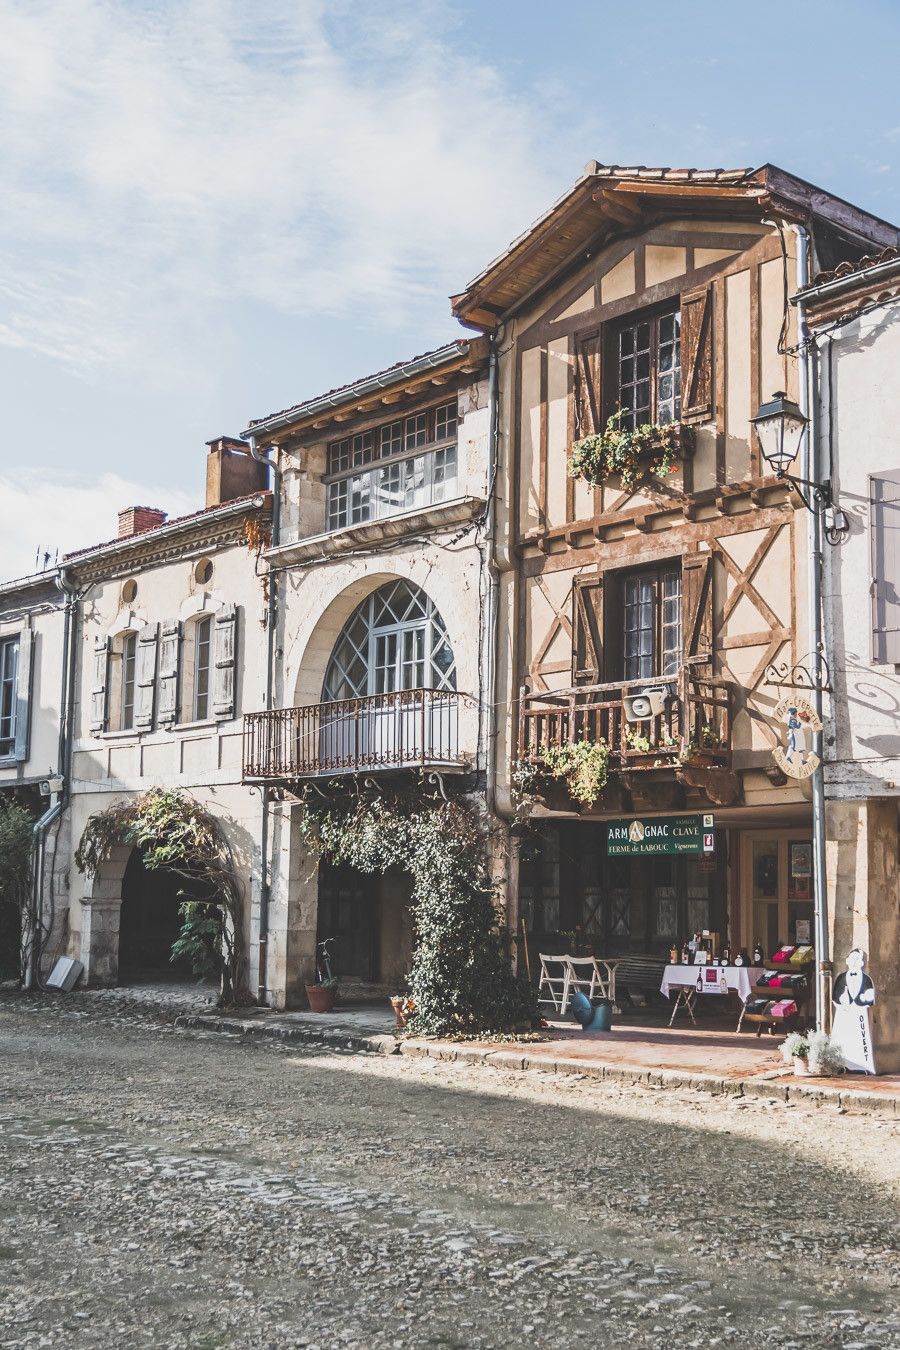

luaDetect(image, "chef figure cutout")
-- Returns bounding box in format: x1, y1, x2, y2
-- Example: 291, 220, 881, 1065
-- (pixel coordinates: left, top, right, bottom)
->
831, 948, 877, 1074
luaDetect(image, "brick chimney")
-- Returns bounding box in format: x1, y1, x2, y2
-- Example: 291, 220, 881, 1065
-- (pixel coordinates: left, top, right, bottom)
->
205, 436, 268, 508
117, 506, 167, 539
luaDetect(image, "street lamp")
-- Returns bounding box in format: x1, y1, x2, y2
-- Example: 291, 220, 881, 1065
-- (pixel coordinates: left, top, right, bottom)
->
751, 391, 849, 544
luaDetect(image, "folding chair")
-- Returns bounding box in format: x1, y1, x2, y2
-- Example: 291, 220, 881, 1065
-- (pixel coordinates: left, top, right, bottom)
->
537, 953, 570, 1013
564, 956, 606, 1004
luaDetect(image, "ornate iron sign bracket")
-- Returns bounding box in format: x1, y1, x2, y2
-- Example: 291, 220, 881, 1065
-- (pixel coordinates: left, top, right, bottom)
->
763, 652, 832, 693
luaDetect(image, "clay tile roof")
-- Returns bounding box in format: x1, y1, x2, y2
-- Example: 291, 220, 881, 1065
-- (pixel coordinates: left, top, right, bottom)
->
810, 244, 900, 287
62, 492, 270, 562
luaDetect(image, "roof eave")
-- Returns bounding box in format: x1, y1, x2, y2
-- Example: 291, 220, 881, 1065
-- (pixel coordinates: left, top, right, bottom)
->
243, 340, 487, 441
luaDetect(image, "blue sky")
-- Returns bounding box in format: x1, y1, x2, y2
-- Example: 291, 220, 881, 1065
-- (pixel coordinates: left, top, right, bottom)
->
1, 0, 899, 577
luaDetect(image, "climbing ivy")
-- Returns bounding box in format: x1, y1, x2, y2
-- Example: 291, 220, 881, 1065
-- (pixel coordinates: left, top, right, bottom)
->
297, 790, 534, 1036
0, 798, 33, 980
75, 789, 251, 1005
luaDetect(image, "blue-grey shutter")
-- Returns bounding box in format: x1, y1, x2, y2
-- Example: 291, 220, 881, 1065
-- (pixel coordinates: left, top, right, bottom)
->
135, 623, 159, 730
212, 604, 237, 719
13, 627, 33, 763
870, 470, 900, 664
158, 621, 181, 725
90, 635, 110, 733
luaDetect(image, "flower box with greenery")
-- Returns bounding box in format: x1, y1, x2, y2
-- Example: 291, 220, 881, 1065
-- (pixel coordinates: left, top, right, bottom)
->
568, 411, 693, 490
530, 739, 611, 810
678, 723, 727, 766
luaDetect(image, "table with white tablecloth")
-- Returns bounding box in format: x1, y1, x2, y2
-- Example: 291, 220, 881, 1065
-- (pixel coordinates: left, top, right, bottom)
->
660, 964, 765, 1025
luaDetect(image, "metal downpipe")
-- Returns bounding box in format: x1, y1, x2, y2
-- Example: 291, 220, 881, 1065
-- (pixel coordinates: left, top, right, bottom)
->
794, 224, 830, 1031
249, 436, 282, 1005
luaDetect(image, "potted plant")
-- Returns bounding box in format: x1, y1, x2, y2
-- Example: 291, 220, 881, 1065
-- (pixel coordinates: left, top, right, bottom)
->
805, 1029, 845, 1077
679, 724, 724, 766
305, 975, 338, 1013
780, 1031, 811, 1075
390, 995, 415, 1028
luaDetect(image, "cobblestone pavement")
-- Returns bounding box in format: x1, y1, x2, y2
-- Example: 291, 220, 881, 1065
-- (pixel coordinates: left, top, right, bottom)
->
0, 992, 897, 1349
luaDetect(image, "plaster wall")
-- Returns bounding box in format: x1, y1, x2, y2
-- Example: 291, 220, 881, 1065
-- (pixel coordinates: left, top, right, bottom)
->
821, 303, 900, 800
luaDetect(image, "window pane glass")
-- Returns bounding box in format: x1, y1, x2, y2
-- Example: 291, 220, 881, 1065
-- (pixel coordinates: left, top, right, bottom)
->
323, 583, 457, 701
0, 637, 18, 751
380, 421, 403, 458
121, 633, 136, 730
434, 401, 458, 441
405, 413, 427, 450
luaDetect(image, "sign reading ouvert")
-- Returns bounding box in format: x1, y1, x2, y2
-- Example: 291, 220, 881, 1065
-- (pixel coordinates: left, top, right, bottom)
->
771, 695, 823, 780
606, 814, 715, 857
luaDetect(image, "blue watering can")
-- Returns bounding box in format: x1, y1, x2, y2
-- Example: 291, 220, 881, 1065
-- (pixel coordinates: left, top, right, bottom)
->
569, 989, 613, 1032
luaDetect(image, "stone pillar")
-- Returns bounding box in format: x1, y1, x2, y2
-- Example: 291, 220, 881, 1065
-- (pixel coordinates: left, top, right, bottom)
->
266, 802, 319, 1010
78, 843, 131, 986
79, 899, 122, 986
826, 797, 900, 1072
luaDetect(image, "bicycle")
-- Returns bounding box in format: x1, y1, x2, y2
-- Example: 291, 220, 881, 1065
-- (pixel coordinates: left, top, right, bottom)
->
316, 937, 336, 985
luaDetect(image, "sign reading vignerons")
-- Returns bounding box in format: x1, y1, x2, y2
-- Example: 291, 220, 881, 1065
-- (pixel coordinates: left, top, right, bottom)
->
607, 814, 715, 857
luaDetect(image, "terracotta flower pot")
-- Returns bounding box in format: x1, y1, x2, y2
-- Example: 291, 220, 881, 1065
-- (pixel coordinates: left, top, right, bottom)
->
390, 996, 409, 1028
305, 983, 336, 1013
792, 1056, 810, 1077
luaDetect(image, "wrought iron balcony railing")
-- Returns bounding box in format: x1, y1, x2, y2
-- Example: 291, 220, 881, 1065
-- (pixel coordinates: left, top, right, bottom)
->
519, 668, 732, 771
243, 688, 473, 781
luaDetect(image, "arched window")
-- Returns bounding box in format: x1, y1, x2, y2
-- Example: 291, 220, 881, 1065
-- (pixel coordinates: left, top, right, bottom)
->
323, 580, 456, 702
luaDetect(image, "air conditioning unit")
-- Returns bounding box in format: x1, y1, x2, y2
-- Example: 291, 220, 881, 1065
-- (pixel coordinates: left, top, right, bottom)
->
624, 687, 669, 723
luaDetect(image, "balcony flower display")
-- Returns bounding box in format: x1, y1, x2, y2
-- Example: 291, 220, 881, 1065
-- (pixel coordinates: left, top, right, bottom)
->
569, 410, 687, 488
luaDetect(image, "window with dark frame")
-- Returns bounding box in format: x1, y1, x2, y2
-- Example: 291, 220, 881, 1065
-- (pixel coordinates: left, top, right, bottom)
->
0, 636, 19, 757
611, 306, 681, 429
620, 566, 682, 681
325, 401, 458, 532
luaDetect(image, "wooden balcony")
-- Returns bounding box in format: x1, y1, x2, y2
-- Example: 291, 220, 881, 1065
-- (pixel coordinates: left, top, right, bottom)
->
519, 668, 732, 774
243, 688, 474, 781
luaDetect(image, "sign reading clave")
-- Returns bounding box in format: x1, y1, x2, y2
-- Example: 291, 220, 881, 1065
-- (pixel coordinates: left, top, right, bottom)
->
607, 814, 715, 857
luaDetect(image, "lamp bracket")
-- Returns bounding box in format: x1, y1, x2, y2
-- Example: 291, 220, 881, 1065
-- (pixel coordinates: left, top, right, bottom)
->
763, 651, 832, 693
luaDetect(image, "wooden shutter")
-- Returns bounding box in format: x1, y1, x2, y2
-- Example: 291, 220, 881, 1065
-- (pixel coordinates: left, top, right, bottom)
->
90, 635, 110, 733
212, 604, 237, 719
158, 621, 181, 725
871, 470, 900, 664
571, 575, 604, 685
135, 624, 159, 730
682, 553, 714, 662
13, 627, 33, 763
574, 332, 601, 437
680, 284, 714, 423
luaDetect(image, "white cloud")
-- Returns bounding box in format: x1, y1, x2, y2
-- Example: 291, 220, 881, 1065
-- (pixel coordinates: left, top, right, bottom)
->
0, 468, 195, 580
0, 0, 556, 383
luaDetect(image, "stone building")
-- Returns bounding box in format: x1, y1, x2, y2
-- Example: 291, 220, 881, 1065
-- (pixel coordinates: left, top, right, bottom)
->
60, 440, 271, 987
241, 339, 493, 1008
801, 251, 900, 1068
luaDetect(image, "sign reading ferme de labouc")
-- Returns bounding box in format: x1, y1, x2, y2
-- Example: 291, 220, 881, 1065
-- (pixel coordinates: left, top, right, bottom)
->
607, 814, 715, 857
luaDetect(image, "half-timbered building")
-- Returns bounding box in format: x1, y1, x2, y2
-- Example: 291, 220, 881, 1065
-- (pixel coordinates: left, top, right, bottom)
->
452, 163, 899, 989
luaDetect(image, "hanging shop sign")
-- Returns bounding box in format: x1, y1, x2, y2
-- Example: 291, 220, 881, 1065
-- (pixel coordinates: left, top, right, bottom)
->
772, 696, 822, 780
607, 814, 715, 857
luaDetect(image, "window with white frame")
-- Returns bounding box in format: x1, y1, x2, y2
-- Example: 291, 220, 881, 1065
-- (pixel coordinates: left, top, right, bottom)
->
193, 615, 212, 720
323, 580, 456, 702
325, 401, 458, 532
0, 636, 19, 757
120, 631, 137, 731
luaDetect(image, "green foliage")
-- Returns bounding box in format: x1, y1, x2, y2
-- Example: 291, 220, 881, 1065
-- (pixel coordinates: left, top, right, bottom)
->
297, 792, 534, 1036
0, 799, 33, 979
76, 789, 250, 1005
569, 410, 680, 488
538, 739, 610, 807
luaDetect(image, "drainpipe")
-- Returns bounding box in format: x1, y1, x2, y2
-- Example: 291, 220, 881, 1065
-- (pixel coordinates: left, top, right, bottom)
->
249, 436, 282, 1005
25, 568, 79, 990
793, 224, 830, 1032
484, 334, 502, 820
